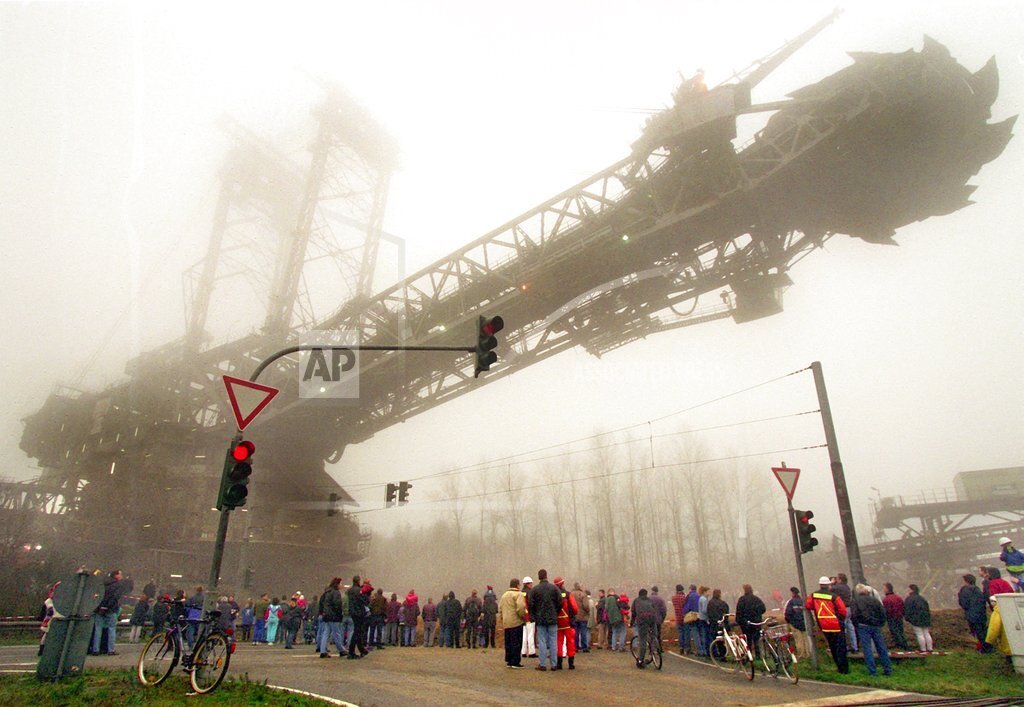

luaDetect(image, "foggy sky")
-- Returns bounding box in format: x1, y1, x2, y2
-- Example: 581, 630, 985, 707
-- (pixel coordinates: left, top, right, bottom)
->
1, 1, 1022, 545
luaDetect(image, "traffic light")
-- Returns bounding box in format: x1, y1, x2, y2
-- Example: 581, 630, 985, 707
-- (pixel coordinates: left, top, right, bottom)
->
385, 482, 398, 507
217, 440, 254, 511
398, 481, 412, 505
474, 315, 504, 378
794, 508, 818, 553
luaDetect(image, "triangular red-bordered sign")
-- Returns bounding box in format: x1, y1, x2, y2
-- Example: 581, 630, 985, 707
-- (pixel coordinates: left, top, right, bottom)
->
771, 466, 801, 501
223, 375, 279, 431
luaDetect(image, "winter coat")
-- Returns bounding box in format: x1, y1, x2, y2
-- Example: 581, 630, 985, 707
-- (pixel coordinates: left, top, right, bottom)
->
682, 590, 700, 614
151, 600, 169, 627
422, 602, 437, 622
385, 599, 401, 624
323, 588, 345, 623
605, 594, 624, 626
283, 603, 303, 630
463, 596, 483, 623
130, 599, 150, 626
527, 580, 562, 626
347, 585, 366, 620
98, 576, 131, 615
402, 595, 420, 625
784, 596, 806, 632
443, 597, 462, 626
571, 590, 589, 622
850, 594, 886, 628
241, 606, 254, 626
631, 596, 658, 627
650, 593, 667, 624
707, 597, 729, 626
1000, 545, 1024, 572
832, 582, 853, 606
986, 602, 1012, 656
959, 585, 987, 626
498, 589, 526, 629
735, 593, 766, 630
903, 592, 931, 627
369, 593, 387, 617
482, 594, 498, 627
882, 592, 904, 620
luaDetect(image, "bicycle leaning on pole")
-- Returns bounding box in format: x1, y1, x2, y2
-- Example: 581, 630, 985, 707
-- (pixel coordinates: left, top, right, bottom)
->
749, 618, 799, 684
707, 614, 755, 680
137, 598, 233, 694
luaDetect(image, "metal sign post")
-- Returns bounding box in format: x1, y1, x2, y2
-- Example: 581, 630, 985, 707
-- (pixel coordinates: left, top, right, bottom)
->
773, 462, 819, 669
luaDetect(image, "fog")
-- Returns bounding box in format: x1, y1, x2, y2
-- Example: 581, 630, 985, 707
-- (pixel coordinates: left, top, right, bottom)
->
2, 1, 1022, 596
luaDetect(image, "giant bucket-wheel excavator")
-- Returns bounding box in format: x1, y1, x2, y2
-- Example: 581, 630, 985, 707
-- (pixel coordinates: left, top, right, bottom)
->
13, 11, 1014, 590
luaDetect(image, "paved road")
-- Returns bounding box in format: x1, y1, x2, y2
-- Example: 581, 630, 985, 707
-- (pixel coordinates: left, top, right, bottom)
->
1, 642, 920, 706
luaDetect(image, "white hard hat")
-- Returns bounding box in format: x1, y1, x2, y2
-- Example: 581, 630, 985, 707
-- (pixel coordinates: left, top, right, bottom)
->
522, 576, 533, 585
999, 536, 1013, 545
818, 576, 831, 585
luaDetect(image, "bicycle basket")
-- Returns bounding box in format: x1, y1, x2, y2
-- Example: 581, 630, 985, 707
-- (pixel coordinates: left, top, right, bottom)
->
763, 623, 790, 640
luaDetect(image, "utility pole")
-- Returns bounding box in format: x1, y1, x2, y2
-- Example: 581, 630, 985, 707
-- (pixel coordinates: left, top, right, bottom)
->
810, 361, 865, 584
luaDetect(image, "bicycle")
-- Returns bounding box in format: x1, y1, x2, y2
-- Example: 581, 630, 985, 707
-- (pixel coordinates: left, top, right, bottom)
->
751, 619, 799, 684
708, 615, 754, 680
137, 600, 233, 694
628, 625, 663, 670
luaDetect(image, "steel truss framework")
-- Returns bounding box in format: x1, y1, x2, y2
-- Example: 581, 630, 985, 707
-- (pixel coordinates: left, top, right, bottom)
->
18, 28, 1014, 591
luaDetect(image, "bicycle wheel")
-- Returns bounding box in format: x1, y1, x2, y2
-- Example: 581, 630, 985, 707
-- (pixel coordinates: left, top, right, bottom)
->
777, 640, 798, 684
137, 630, 178, 686
738, 641, 755, 681
709, 637, 729, 672
629, 634, 640, 662
651, 638, 663, 670
189, 633, 231, 694
761, 637, 779, 677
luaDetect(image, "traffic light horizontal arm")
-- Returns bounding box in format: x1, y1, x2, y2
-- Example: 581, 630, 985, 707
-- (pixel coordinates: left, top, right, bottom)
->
249, 344, 476, 383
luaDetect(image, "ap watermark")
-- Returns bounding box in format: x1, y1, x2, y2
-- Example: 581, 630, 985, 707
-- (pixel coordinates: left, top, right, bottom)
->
299, 330, 359, 399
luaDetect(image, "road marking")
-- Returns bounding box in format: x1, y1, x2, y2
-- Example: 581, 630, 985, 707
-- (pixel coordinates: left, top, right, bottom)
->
0, 670, 32, 674
0, 662, 36, 666
267, 683, 358, 706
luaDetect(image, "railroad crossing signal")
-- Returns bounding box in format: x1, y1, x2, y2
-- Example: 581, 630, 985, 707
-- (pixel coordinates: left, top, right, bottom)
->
794, 508, 819, 553
474, 315, 504, 378
218, 440, 254, 511
398, 481, 412, 505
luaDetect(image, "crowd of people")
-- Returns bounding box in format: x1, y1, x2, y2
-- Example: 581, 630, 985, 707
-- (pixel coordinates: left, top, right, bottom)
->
36, 538, 1024, 679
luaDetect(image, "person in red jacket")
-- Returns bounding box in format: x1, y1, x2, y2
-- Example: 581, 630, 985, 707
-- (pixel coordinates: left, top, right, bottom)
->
805, 577, 849, 674
882, 582, 910, 650
553, 577, 578, 670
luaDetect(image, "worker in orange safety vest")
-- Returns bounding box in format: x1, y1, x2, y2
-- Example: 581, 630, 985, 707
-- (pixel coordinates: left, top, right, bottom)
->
805, 576, 849, 674
553, 577, 579, 670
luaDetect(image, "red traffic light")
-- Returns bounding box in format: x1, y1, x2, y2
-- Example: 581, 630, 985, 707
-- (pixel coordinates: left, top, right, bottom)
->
481, 316, 504, 337
232, 441, 255, 462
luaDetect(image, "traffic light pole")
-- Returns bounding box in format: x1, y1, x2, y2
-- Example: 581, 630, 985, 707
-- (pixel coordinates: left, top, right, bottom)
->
810, 361, 865, 584
787, 500, 819, 669
205, 433, 240, 613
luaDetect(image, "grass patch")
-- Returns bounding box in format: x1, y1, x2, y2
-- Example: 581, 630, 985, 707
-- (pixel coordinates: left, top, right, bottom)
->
0, 669, 327, 705
806, 648, 1024, 698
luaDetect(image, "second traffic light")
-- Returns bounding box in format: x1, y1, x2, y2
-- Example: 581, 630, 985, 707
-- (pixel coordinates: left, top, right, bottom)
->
474, 315, 504, 378
794, 508, 819, 553
218, 440, 254, 511
398, 481, 412, 505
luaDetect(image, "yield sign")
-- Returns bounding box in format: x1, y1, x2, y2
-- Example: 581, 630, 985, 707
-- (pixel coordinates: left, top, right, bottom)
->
772, 466, 801, 501
223, 375, 279, 431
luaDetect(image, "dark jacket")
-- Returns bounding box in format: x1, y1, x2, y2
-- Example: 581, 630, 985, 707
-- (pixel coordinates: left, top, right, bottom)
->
99, 575, 131, 615
323, 588, 345, 623
347, 585, 367, 620
850, 594, 886, 628
833, 582, 853, 606
631, 596, 658, 626
784, 596, 806, 632
482, 594, 498, 626
283, 603, 304, 630
528, 580, 563, 626
385, 599, 401, 623
422, 602, 437, 622
151, 600, 169, 627
904, 592, 931, 627
442, 596, 462, 626
464, 595, 483, 623
707, 597, 729, 627
369, 593, 387, 618
735, 593, 766, 630
958, 585, 987, 626
130, 599, 149, 625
